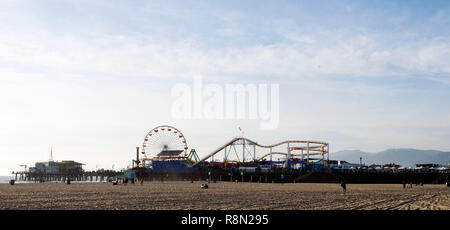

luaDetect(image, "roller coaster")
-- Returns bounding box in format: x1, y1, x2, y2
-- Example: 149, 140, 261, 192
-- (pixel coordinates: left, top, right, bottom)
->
191, 137, 330, 169
135, 125, 330, 170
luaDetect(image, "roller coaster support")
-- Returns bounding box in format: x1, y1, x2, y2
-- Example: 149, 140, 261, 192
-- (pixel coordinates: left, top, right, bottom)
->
307, 142, 310, 165
242, 139, 245, 163
327, 144, 330, 169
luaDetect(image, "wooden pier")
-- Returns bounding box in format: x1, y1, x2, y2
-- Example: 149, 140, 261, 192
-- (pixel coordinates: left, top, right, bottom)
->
12, 170, 123, 183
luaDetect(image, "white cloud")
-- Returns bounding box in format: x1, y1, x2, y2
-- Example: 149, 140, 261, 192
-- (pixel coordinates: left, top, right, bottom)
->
283, 34, 316, 44
1, 28, 449, 83
216, 27, 244, 37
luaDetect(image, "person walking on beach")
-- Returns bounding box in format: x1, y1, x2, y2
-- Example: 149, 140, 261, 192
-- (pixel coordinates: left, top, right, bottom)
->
402, 180, 406, 189
340, 181, 346, 194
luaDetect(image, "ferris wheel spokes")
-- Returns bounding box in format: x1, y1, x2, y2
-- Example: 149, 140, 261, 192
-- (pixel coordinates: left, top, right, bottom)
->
141, 125, 188, 160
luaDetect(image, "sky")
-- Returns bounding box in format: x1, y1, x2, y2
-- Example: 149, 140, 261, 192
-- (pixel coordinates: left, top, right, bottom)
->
0, 0, 449, 175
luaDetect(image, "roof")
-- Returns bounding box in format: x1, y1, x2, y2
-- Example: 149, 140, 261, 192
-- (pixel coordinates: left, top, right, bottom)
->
58, 161, 84, 165
157, 150, 184, 157
416, 164, 440, 167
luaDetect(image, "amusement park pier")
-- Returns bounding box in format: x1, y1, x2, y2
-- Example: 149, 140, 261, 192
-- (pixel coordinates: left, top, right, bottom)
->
126, 125, 449, 184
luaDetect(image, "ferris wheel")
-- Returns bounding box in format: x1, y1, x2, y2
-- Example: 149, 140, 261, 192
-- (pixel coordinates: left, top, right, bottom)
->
142, 125, 188, 159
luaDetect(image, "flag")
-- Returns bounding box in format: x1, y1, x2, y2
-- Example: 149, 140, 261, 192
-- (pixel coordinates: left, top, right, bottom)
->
238, 126, 244, 135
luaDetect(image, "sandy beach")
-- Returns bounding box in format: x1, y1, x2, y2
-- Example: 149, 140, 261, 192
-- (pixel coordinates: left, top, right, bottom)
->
0, 182, 448, 210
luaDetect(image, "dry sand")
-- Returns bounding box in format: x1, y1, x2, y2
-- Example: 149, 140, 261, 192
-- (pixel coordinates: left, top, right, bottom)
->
0, 182, 448, 210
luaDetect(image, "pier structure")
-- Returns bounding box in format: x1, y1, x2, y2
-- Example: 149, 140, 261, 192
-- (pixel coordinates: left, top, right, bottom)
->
12, 170, 123, 183
131, 167, 449, 184
130, 125, 332, 183
128, 125, 448, 184
13, 159, 122, 183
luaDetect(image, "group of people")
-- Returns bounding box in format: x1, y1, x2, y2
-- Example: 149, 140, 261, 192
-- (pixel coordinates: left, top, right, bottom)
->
403, 181, 413, 188
340, 180, 428, 193
109, 177, 147, 185
402, 180, 423, 188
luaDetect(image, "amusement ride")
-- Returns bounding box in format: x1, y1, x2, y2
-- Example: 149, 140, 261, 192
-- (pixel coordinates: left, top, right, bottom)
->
135, 125, 330, 171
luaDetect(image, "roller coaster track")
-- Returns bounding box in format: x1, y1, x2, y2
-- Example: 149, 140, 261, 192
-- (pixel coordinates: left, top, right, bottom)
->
256, 152, 326, 161
191, 137, 329, 167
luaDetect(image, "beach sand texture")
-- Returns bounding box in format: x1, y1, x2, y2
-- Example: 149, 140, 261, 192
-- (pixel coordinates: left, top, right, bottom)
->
0, 182, 448, 210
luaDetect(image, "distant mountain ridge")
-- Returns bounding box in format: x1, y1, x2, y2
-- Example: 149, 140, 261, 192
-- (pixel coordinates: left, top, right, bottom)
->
332, 148, 450, 167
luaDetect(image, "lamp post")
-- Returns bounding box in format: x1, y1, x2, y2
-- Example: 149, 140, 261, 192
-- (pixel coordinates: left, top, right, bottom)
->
136, 147, 140, 168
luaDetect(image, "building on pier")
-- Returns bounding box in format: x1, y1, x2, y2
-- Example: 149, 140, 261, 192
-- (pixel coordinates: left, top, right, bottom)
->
28, 160, 84, 174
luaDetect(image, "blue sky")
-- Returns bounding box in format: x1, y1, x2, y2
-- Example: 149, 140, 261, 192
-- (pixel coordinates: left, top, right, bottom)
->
0, 0, 449, 174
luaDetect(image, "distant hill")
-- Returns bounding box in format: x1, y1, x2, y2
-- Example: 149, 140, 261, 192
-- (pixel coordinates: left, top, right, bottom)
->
332, 149, 450, 167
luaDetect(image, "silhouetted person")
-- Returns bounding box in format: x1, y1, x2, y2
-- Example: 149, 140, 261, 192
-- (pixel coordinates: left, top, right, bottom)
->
341, 181, 346, 193
402, 180, 406, 189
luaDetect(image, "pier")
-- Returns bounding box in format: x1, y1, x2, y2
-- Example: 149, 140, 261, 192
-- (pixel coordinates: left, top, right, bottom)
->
132, 168, 450, 184
12, 170, 123, 183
